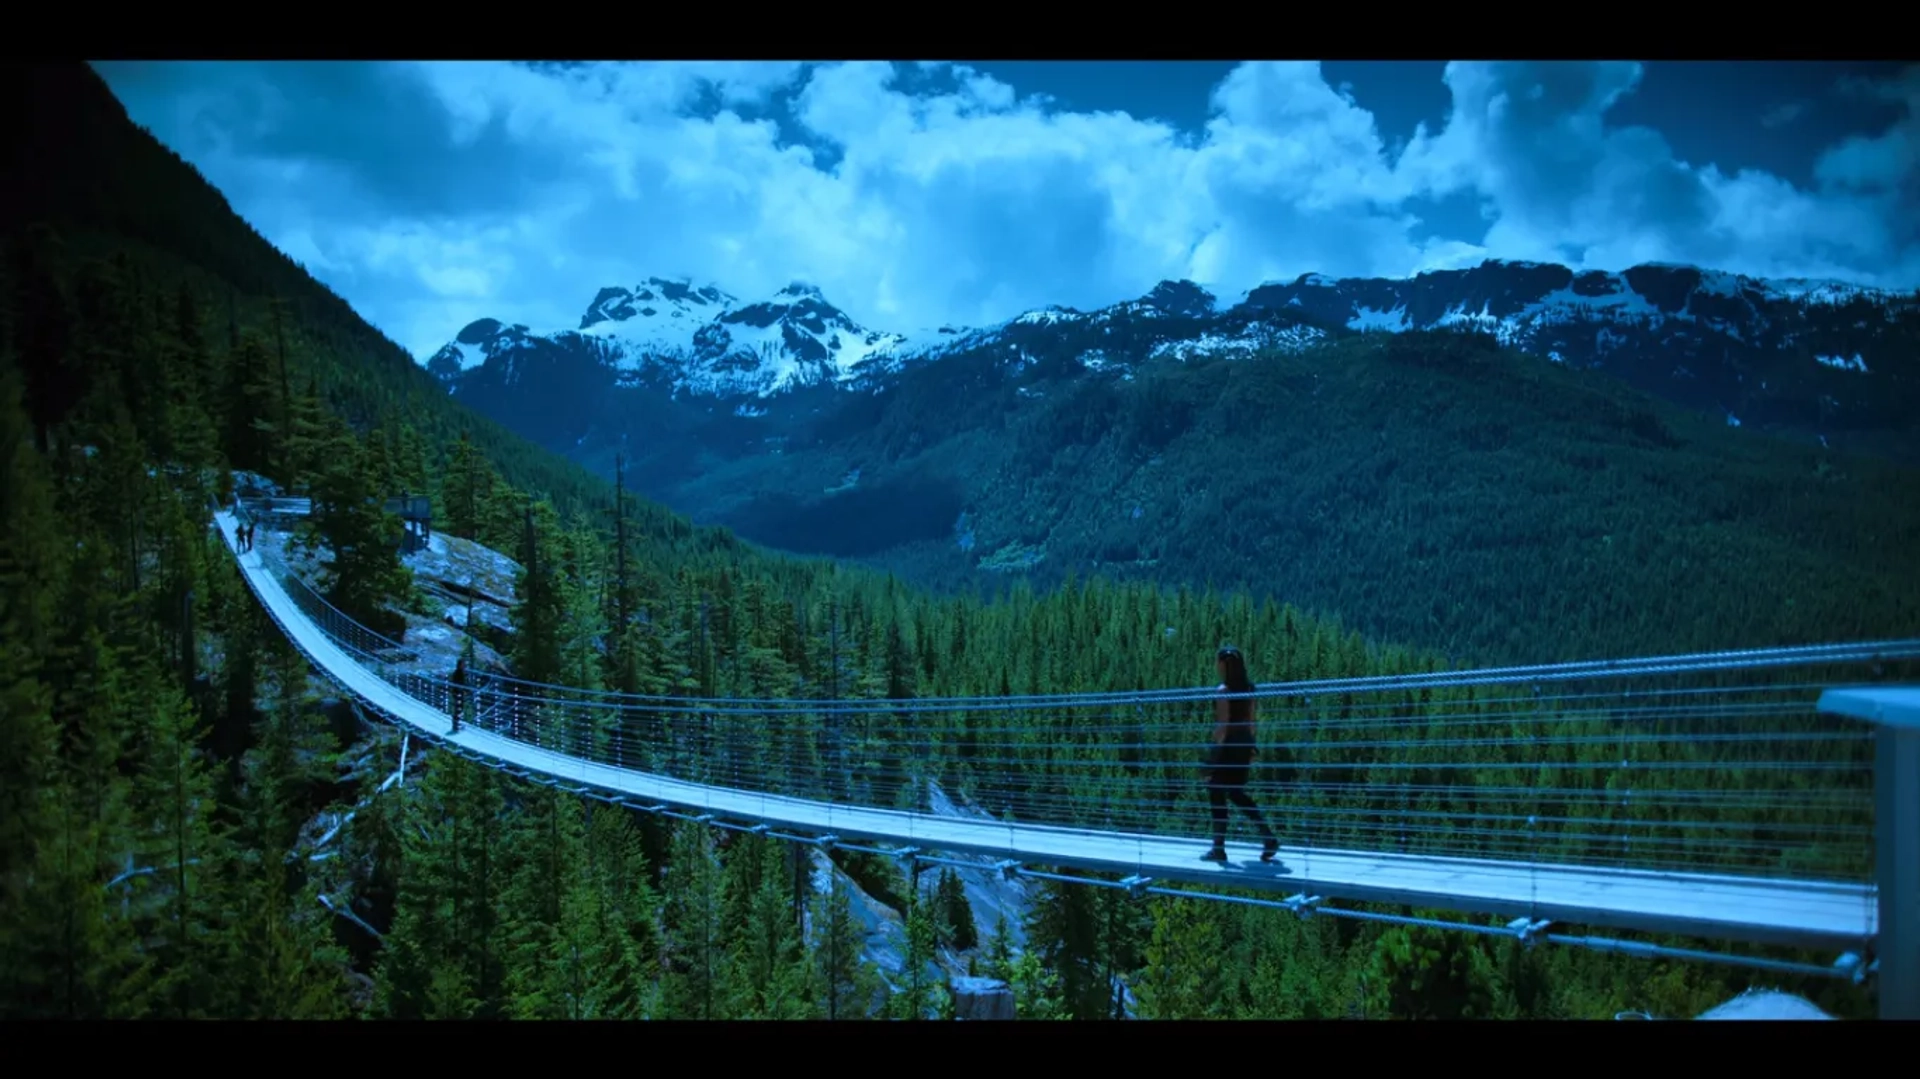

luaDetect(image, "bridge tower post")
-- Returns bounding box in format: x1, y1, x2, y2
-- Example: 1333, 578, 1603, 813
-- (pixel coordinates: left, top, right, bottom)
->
1818, 685, 1919, 1021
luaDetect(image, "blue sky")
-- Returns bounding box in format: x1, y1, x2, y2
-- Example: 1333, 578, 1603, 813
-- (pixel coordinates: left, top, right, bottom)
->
92, 60, 1918, 360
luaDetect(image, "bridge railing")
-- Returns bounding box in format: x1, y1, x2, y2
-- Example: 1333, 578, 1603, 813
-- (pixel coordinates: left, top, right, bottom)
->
1818, 685, 1918, 1019
227, 508, 1915, 888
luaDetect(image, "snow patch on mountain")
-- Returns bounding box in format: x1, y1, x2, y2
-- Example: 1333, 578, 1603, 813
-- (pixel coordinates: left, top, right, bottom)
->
577, 277, 737, 354
1254, 262, 1905, 345
1015, 307, 1080, 327
1149, 323, 1325, 361
1351, 305, 1411, 332
439, 339, 487, 372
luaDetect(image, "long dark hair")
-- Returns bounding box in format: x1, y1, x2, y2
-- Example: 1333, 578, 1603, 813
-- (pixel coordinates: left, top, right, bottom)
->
1217, 645, 1255, 724
1217, 644, 1255, 693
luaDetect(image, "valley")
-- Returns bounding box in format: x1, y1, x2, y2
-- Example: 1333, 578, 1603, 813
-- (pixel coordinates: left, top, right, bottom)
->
428, 267, 1920, 666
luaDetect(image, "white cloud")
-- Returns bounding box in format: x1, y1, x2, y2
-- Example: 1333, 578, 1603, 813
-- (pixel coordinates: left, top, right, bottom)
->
93, 59, 1920, 359
1399, 61, 1918, 286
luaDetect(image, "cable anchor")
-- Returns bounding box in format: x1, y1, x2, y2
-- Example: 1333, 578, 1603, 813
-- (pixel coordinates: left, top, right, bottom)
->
1834, 951, 1874, 986
1508, 917, 1552, 946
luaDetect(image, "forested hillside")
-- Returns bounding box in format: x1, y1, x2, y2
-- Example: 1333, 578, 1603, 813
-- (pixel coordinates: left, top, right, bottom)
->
0, 61, 1898, 1021
644, 322, 1920, 667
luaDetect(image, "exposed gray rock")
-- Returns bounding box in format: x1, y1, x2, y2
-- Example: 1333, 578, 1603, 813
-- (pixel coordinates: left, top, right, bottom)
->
950, 976, 1014, 1020
925, 781, 1035, 947
1695, 989, 1834, 1020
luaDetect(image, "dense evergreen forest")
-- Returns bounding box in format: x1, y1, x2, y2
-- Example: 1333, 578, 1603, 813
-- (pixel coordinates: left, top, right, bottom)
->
0, 62, 1908, 1021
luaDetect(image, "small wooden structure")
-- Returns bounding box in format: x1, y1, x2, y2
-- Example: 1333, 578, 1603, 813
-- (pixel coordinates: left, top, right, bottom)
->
384, 492, 433, 554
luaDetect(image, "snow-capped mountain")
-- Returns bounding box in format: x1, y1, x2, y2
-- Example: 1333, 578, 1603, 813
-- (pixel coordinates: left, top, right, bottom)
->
428, 276, 938, 399
425, 259, 1917, 466
1233, 260, 1918, 442
426, 275, 1343, 401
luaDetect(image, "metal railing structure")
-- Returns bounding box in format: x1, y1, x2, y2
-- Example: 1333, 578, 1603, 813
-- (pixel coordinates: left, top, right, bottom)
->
222, 499, 1918, 1014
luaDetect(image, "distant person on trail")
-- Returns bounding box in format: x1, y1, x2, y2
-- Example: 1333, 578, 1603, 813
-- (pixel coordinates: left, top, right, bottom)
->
1201, 644, 1279, 863
450, 656, 469, 733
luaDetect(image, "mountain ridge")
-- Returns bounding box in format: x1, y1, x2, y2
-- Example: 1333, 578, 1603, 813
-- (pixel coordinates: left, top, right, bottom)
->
431, 257, 1912, 388
428, 255, 1920, 470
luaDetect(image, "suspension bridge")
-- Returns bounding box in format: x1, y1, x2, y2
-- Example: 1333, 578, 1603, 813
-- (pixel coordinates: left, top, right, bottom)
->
213, 501, 1919, 1018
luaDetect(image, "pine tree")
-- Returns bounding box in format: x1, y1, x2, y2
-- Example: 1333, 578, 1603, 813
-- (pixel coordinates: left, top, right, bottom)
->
222, 641, 350, 1018
441, 430, 483, 540
723, 839, 816, 1019
499, 790, 653, 1020
121, 678, 233, 1018
221, 331, 279, 477
1021, 873, 1108, 1019
887, 871, 947, 1020
980, 912, 1017, 982
6, 226, 78, 454
40, 562, 144, 1018
280, 372, 330, 492
160, 283, 218, 479
373, 753, 506, 1019
659, 820, 726, 1019
1132, 896, 1224, 1019
1006, 948, 1068, 1020
809, 856, 878, 1020
934, 868, 978, 951
0, 350, 66, 1010
500, 786, 567, 1019
511, 501, 568, 688
1363, 924, 1502, 1020
302, 425, 411, 640
546, 836, 653, 1019
574, 800, 660, 1018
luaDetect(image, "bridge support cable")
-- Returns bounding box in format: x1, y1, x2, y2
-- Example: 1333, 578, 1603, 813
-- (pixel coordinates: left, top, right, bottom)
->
211, 508, 1894, 994
1133, 882, 1855, 982
1818, 686, 1920, 1020
234, 493, 1920, 714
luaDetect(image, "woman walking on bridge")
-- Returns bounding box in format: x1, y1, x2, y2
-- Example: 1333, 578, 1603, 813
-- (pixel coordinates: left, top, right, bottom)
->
449, 655, 469, 733
1201, 644, 1279, 863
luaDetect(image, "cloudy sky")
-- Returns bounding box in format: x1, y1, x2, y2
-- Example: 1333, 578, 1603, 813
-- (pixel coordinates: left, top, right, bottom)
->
92, 60, 1918, 360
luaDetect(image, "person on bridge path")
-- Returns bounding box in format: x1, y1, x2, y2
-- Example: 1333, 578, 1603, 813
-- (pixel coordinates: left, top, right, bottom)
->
449, 655, 469, 734
1201, 644, 1279, 863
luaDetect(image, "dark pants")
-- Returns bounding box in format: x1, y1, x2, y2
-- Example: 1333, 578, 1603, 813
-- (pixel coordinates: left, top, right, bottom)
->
1207, 763, 1274, 847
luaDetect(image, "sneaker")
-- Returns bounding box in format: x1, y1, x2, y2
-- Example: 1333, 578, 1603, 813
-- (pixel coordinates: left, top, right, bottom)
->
1200, 846, 1228, 863
1260, 837, 1279, 863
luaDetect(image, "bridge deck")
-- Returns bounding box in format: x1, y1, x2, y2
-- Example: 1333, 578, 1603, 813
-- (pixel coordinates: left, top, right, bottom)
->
216, 511, 1879, 953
